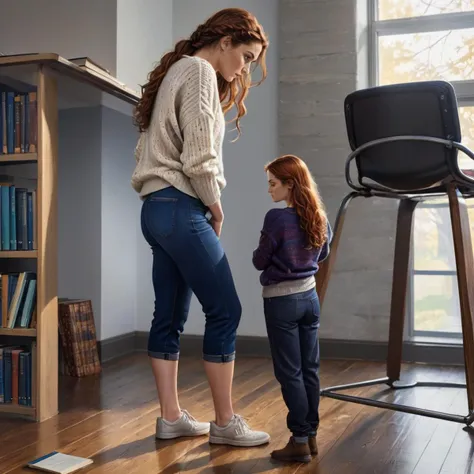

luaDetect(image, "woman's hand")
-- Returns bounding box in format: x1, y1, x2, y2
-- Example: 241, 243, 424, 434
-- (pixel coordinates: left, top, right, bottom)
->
208, 200, 224, 238
211, 217, 224, 238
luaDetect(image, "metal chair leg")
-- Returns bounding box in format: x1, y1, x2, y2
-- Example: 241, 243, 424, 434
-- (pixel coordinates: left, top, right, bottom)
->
320, 191, 474, 426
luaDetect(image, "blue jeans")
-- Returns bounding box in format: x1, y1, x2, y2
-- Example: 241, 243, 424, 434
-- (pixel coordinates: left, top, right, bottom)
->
264, 288, 321, 438
140, 187, 242, 363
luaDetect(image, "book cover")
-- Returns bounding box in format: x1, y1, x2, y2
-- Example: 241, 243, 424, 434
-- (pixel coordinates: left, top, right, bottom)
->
27, 451, 93, 473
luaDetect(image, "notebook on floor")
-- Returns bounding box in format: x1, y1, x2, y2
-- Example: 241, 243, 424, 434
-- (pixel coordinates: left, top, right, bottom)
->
26, 451, 93, 473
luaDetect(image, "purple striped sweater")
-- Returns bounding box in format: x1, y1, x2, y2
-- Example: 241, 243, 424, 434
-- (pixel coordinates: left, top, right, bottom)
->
252, 207, 333, 287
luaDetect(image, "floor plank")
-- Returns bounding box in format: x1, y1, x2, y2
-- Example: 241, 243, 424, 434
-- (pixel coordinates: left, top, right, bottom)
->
0, 354, 472, 473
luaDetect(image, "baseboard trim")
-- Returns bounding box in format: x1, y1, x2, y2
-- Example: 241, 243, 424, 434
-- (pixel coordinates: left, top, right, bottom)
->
98, 332, 136, 363
98, 332, 464, 367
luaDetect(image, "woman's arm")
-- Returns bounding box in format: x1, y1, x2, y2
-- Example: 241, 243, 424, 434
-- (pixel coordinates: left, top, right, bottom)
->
208, 200, 224, 237
179, 60, 222, 209
181, 112, 221, 208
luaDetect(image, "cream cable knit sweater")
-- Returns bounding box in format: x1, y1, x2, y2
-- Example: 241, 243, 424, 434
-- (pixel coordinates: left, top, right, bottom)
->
131, 55, 226, 206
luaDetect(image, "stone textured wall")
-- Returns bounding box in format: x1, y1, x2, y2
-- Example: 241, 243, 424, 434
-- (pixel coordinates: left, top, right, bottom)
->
279, 0, 398, 341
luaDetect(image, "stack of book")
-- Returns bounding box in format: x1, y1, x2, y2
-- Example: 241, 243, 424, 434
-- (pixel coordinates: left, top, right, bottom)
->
1, 271, 37, 329
0, 344, 34, 406
1, 271, 37, 406
0, 83, 37, 155
0, 183, 37, 250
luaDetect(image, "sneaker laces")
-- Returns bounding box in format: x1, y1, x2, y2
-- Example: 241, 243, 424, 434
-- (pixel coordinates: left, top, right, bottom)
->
234, 414, 251, 435
181, 409, 198, 427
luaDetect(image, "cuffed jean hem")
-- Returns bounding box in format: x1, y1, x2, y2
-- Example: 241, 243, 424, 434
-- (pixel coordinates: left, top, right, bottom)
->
203, 352, 236, 363
292, 430, 312, 438
148, 350, 180, 361
293, 436, 309, 444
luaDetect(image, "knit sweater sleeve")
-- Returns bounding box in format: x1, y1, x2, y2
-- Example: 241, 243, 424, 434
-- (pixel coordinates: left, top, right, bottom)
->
318, 221, 333, 262
252, 210, 283, 271
179, 60, 222, 206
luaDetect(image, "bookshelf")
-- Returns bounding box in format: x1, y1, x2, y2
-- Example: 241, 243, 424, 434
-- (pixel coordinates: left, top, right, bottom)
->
0, 53, 139, 422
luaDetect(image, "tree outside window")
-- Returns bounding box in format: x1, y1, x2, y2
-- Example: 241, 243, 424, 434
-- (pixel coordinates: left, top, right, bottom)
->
372, 0, 474, 337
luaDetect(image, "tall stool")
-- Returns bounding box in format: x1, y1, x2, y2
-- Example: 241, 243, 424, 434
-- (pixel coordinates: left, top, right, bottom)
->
317, 80, 474, 426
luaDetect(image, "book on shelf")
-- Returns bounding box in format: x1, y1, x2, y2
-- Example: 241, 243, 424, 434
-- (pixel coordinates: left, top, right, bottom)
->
26, 451, 93, 473
0, 271, 37, 329
0, 81, 37, 155
67, 56, 128, 89
0, 341, 35, 406
0, 181, 37, 251
67, 56, 110, 75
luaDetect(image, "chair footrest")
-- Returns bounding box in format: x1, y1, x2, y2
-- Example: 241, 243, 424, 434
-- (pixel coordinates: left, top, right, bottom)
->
320, 378, 472, 425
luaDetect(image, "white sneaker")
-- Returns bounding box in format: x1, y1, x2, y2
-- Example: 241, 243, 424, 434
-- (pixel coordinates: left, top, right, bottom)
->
156, 409, 210, 439
209, 414, 270, 447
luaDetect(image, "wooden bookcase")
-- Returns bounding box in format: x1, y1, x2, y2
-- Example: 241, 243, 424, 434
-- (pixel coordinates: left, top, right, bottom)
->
0, 54, 139, 422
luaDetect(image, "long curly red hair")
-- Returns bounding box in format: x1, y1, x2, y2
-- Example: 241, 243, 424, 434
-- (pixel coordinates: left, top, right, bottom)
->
265, 155, 328, 249
134, 8, 269, 137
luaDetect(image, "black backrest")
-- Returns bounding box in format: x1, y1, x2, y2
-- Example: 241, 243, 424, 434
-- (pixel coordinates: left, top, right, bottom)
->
344, 80, 461, 191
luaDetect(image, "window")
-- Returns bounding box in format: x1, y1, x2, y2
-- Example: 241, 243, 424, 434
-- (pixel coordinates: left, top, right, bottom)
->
370, 0, 474, 339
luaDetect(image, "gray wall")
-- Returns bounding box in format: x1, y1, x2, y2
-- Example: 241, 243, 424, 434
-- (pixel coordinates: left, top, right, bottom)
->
57, 105, 138, 342
57, 107, 103, 338
0, 0, 117, 75
279, 0, 397, 341
133, 0, 175, 334
101, 107, 138, 340
116, 0, 174, 92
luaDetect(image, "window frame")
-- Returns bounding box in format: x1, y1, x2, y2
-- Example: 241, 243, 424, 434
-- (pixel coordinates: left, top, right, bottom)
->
368, 0, 474, 340
368, 0, 474, 100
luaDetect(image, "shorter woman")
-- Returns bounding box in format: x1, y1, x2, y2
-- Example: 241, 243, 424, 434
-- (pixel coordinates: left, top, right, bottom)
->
252, 154, 333, 463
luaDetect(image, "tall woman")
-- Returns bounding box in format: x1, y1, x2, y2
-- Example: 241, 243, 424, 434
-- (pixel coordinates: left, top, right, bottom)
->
132, 8, 271, 447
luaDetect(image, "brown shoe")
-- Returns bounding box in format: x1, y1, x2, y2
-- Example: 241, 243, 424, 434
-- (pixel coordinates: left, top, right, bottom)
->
308, 435, 318, 455
270, 437, 311, 463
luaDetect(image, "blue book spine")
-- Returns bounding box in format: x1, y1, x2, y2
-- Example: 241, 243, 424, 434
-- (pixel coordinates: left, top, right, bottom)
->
26, 351, 32, 406
27, 193, 33, 250
1, 186, 10, 250
20, 279, 36, 328
10, 185, 16, 250
15, 189, 25, 249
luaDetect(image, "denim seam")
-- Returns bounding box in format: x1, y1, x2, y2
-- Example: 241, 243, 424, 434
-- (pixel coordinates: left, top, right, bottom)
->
189, 201, 232, 360
163, 275, 179, 355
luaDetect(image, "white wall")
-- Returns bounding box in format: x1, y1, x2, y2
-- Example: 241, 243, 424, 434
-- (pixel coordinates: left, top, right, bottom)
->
0, 0, 117, 75
121, 0, 175, 334
101, 107, 138, 340
57, 108, 103, 339
146, 0, 279, 337
116, 0, 174, 93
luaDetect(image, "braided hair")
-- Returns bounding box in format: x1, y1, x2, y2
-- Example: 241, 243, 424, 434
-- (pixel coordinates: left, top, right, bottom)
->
133, 8, 269, 137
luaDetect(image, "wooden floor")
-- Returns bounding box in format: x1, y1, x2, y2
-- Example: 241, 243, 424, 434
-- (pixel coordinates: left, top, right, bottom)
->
0, 353, 473, 473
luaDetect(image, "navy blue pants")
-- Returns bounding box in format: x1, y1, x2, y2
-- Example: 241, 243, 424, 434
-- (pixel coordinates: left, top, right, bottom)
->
140, 187, 242, 363
264, 288, 321, 438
